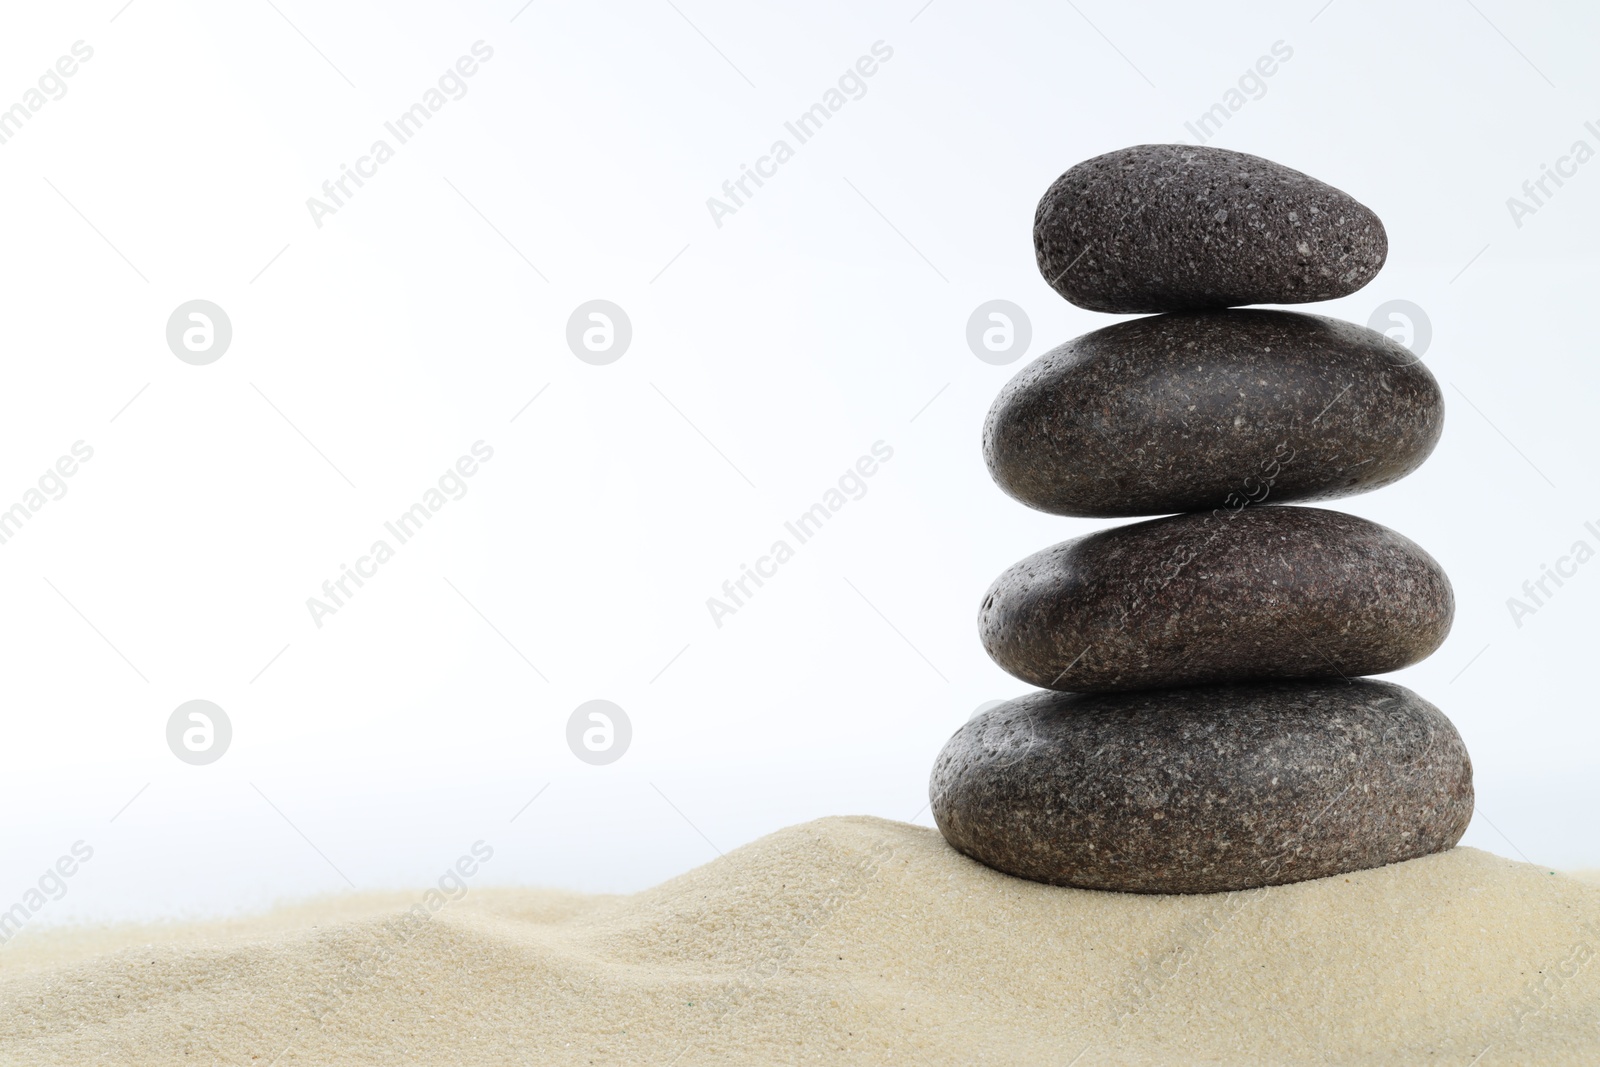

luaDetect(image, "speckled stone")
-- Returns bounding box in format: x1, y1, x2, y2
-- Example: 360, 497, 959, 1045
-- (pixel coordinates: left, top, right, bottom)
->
930, 679, 1473, 893
1035, 145, 1387, 313
979, 506, 1452, 692
984, 310, 1443, 519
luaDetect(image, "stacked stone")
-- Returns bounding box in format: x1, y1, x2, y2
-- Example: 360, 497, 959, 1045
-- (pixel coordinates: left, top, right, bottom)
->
930, 145, 1472, 894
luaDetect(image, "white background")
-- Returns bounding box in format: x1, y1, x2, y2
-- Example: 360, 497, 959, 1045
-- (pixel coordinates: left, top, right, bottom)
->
0, 0, 1595, 925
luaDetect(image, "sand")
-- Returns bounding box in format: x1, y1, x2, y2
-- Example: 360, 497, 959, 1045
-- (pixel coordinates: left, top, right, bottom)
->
2, 817, 1597, 1065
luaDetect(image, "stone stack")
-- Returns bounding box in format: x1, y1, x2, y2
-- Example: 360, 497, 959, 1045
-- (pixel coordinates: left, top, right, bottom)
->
930, 145, 1472, 894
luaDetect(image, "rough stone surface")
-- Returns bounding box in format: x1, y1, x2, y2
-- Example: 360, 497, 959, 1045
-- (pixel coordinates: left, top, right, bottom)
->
1035, 144, 1388, 313
984, 310, 1443, 518
930, 679, 1473, 893
979, 506, 1452, 692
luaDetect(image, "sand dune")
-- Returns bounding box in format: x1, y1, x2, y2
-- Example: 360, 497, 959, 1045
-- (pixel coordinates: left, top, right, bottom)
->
2, 817, 1597, 1065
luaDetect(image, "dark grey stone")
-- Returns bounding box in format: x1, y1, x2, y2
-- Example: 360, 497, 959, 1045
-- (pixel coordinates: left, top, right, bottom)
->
983, 310, 1443, 518
1035, 144, 1387, 313
979, 506, 1452, 692
929, 679, 1473, 893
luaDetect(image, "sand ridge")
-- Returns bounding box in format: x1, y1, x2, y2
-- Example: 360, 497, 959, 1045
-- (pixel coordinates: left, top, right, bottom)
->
1, 816, 1597, 1065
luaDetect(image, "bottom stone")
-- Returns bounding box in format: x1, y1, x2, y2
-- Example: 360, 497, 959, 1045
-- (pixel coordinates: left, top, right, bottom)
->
930, 679, 1473, 893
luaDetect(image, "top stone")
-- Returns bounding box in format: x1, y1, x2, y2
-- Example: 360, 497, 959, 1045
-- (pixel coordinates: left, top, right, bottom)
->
1035, 145, 1388, 313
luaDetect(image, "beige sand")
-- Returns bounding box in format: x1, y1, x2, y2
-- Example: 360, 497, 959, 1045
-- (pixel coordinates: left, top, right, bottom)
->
2, 817, 1597, 1065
